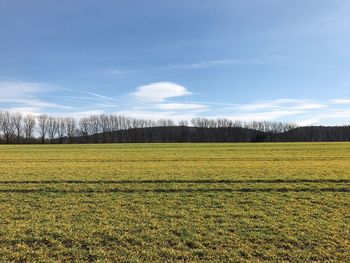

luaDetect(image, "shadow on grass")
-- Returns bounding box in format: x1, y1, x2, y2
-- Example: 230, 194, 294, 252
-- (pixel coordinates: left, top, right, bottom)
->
0, 188, 349, 193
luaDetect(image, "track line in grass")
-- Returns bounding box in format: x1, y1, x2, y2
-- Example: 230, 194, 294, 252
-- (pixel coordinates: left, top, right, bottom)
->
1, 156, 350, 163
1, 179, 350, 184
0, 187, 350, 193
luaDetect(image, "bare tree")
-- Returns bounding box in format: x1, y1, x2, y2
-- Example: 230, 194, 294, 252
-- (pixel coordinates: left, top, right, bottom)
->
99, 114, 111, 142
23, 114, 36, 143
99, 114, 111, 133
57, 118, 66, 143
79, 117, 92, 143
217, 118, 234, 128
88, 115, 101, 142
157, 119, 175, 127
1, 111, 16, 143
38, 114, 49, 144
178, 120, 188, 127
0, 112, 4, 143
47, 116, 59, 143
191, 117, 209, 128
13, 112, 23, 143
65, 117, 77, 143
0, 112, 3, 142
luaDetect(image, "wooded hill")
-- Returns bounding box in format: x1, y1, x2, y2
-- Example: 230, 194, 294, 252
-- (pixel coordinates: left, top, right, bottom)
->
69, 126, 350, 143
0, 111, 349, 143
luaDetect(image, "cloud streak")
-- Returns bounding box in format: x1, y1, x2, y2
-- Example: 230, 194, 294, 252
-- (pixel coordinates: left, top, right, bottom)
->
0, 81, 120, 116
236, 99, 328, 112
298, 2, 350, 37
227, 110, 304, 122
159, 58, 266, 70
102, 57, 277, 77
0, 81, 67, 111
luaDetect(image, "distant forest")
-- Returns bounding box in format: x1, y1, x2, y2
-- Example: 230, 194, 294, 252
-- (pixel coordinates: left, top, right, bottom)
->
0, 111, 349, 143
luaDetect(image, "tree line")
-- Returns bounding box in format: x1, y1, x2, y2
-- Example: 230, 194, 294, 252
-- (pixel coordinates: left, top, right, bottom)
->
0, 111, 349, 143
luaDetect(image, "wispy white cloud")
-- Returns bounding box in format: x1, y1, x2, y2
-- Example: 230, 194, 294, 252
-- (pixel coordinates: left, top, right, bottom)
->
155, 103, 208, 111
0, 81, 120, 115
296, 119, 320, 126
102, 57, 278, 77
61, 110, 105, 119
236, 99, 327, 112
214, 98, 350, 125
125, 85, 344, 124
297, 3, 350, 37
322, 109, 350, 119
225, 110, 304, 122
0, 81, 43, 99
0, 81, 68, 111
291, 109, 350, 126
161, 58, 266, 70
1, 80, 350, 126
130, 82, 191, 103
329, 99, 350, 105
0, 107, 43, 116
115, 110, 197, 122
103, 69, 128, 75
123, 82, 203, 121
59, 88, 119, 103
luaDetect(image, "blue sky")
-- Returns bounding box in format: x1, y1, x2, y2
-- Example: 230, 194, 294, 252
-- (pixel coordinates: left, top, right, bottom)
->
1, 0, 350, 125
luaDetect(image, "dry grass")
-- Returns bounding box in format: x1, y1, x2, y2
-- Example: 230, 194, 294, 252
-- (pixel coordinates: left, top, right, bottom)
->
0, 143, 349, 262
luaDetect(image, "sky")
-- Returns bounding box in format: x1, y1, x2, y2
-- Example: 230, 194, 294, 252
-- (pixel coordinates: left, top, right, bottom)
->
1, 0, 350, 125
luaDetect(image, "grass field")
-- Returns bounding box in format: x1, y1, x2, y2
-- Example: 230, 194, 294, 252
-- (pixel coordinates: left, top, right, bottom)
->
0, 143, 349, 262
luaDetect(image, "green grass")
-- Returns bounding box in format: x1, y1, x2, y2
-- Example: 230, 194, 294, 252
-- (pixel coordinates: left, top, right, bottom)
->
0, 143, 349, 262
